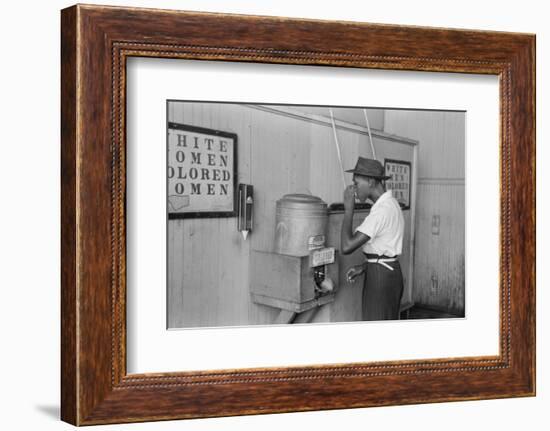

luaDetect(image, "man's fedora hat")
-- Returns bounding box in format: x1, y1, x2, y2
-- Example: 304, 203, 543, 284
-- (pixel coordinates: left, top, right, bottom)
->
346, 157, 391, 180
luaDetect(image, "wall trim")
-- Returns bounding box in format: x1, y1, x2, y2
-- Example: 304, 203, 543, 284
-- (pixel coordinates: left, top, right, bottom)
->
246, 104, 419, 146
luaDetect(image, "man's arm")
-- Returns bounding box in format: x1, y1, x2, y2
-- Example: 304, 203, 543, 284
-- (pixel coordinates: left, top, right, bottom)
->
340, 185, 370, 255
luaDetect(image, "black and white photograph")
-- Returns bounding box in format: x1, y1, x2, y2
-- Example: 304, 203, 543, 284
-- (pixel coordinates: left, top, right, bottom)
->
167, 102, 465, 328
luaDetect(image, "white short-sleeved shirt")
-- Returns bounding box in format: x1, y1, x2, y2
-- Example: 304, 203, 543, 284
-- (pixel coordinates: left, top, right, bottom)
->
355, 190, 404, 257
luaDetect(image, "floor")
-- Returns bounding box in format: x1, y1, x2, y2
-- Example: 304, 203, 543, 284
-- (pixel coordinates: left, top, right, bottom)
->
401, 305, 463, 320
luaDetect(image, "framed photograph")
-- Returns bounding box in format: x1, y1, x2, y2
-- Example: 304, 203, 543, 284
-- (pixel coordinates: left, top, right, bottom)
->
384, 158, 412, 210
167, 121, 238, 219
61, 4, 535, 425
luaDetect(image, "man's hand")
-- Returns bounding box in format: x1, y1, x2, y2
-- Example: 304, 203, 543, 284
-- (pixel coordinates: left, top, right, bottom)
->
346, 264, 365, 284
341, 185, 369, 255
343, 184, 356, 212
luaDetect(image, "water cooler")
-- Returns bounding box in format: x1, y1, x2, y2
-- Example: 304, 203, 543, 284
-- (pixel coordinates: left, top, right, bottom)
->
250, 194, 339, 322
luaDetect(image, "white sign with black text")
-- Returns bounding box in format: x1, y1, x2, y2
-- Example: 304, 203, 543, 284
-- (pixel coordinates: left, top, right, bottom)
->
167, 123, 236, 217
384, 159, 411, 209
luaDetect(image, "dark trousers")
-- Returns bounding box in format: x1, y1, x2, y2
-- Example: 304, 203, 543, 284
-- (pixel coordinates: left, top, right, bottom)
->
362, 260, 404, 321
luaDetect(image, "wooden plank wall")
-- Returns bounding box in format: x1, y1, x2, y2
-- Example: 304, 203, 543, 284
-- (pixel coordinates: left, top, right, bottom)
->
247, 107, 312, 324
384, 110, 465, 315
168, 103, 414, 327
167, 103, 253, 328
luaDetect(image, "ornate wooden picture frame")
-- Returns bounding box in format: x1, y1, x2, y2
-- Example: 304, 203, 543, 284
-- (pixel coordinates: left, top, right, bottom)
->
61, 4, 535, 425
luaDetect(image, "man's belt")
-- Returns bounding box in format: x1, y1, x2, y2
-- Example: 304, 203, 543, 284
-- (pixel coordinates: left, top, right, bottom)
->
364, 253, 398, 271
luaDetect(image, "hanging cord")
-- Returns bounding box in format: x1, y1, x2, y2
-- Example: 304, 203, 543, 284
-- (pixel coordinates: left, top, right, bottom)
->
363, 109, 377, 160
329, 109, 347, 189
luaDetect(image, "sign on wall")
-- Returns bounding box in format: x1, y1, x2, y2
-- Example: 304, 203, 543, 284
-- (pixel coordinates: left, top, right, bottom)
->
167, 122, 237, 218
384, 159, 411, 210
